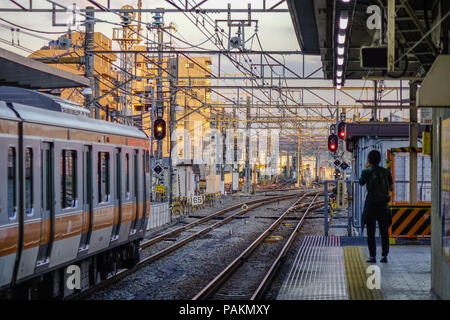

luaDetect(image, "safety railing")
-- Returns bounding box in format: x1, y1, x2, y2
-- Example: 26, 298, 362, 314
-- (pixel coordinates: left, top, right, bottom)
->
323, 180, 360, 236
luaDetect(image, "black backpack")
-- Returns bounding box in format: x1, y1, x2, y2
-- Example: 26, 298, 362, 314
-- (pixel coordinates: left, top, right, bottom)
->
367, 167, 390, 205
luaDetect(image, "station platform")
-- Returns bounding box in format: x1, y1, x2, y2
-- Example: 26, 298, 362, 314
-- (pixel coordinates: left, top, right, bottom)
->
277, 235, 435, 300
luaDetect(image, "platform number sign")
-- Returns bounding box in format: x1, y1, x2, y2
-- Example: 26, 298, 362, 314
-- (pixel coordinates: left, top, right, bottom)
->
192, 195, 203, 206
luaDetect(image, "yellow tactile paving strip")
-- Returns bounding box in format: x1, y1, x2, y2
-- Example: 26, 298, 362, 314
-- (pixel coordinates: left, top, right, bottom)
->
343, 246, 384, 300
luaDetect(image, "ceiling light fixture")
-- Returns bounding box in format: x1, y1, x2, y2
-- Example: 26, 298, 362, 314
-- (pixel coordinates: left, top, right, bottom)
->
339, 11, 349, 29
337, 32, 346, 44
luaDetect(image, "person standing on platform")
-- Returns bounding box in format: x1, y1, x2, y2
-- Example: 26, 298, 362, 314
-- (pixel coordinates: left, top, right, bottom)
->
359, 150, 394, 263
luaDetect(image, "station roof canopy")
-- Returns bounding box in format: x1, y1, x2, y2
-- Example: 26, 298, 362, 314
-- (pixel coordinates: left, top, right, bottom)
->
287, 0, 449, 81
0, 47, 90, 89
286, 0, 321, 55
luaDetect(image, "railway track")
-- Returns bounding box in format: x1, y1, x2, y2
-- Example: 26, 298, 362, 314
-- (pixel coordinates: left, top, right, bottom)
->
192, 192, 323, 300
67, 190, 319, 300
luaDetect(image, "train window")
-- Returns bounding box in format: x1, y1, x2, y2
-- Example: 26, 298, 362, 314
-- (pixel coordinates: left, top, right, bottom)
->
125, 153, 130, 200
98, 152, 110, 203
61, 150, 77, 208
7, 147, 16, 219
25, 148, 33, 216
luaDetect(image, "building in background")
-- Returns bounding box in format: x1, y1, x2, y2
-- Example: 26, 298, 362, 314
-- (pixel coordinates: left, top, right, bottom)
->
28, 31, 117, 120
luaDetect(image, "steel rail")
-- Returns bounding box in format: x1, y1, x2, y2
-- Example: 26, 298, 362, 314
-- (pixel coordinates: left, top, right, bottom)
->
140, 191, 308, 248
191, 191, 321, 300
139, 194, 300, 264
67, 190, 311, 300
250, 193, 320, 300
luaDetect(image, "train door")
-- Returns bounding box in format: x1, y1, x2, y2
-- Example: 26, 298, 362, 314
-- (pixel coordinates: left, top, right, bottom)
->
17, 142, 42, 280
36, 142, 54, 266
111, 148, 121, 241
140, 150, 149, 232
130, 149, 140, 233
118, 150, 132, 241
79, 145, 92, 251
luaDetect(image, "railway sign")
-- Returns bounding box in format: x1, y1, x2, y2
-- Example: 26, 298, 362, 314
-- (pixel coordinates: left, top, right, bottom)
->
153, 164, 164, 176
155, 185, 165, 194
420, 108, 432, 125
192, 195, 203, 206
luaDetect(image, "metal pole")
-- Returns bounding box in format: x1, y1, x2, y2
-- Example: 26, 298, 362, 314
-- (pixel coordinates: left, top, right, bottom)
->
168, 56, 178, 209
409, 81, 418, 204
324, 181, 329, 236
156, 25, 164, 159
245, 95, 251, 193
84, 6, 95, 117
347, 181, 352, 236
297, 131, 302, 187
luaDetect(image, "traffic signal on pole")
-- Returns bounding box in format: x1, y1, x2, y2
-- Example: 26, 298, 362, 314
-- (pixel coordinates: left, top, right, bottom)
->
153, 118, 166, 140
337, 122, 346, 140
328, 134, 338, 152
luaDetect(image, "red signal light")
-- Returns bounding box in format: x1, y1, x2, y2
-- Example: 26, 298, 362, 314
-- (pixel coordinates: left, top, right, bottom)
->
337, 122, 346, 140
328, 134, 338, 152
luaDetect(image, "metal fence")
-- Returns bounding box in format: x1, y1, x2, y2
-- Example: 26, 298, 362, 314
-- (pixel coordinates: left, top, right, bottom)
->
146, 202, 170, 231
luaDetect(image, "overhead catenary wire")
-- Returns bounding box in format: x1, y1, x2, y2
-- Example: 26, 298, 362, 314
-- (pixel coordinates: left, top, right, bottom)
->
2, 0, 392, 140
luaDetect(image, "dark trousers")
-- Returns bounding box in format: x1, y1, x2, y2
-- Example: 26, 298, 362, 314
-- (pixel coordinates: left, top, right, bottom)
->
364, 203, 390, 257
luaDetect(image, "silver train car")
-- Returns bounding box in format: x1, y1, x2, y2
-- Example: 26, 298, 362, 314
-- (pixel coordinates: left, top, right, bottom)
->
0, 87, 150, 299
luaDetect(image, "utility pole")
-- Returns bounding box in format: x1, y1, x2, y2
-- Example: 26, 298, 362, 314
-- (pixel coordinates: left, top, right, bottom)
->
297, 130, 302, 187
220, 110, 226, 194
244, 95, 251, 193
154, 11, 164, 160
84, 6, 95, 117
232, 102, 238, 191
315, 152, 319, 182
168, 57, 178, 209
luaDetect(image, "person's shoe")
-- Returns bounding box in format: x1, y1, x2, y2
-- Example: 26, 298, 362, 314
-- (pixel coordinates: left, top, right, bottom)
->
366, 257, 376, 263
380, 256, 388, 263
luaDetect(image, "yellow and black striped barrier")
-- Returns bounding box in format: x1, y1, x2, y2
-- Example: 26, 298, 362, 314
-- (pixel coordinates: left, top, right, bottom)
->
172, 193, 221, 215
389, 205, 431, 238
390, 147, 422, 153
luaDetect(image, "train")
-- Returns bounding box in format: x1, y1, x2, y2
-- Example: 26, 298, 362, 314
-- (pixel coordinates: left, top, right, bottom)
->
0, 86, 150, 299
